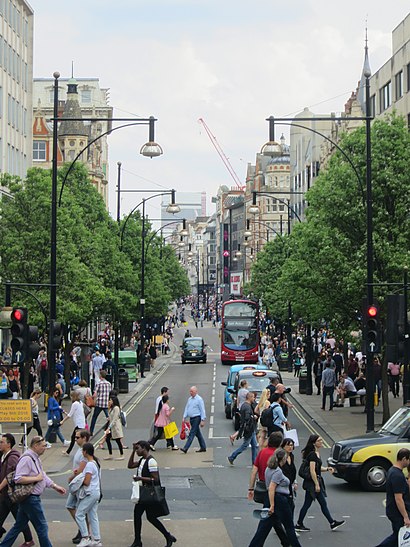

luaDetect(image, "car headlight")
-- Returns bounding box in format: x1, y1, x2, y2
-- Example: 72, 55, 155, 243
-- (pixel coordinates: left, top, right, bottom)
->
339, 448, 353, 462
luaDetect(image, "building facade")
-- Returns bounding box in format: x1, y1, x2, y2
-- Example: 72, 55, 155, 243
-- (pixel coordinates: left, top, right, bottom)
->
32, 77, 113, 206
0, 0, 33, 179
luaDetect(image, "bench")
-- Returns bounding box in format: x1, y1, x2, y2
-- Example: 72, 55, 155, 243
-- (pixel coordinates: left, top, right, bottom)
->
349, 394, 366, 407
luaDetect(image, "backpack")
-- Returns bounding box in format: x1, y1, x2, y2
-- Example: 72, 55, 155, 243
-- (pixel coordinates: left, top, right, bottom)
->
120, 410, 127, 427
298, 459, 311, 480
260, 406, 274, 428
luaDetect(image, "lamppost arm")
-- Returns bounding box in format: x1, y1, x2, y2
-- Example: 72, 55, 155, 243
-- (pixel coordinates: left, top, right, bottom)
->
58, 118, 157, 207
252, 191, 302, 223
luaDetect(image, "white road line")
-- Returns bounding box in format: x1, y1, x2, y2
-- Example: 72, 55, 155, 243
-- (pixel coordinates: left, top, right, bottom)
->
211, 396, 215, 404
210, 416, 214, 425
209, 427, 214, 438
211, 405, 215, 413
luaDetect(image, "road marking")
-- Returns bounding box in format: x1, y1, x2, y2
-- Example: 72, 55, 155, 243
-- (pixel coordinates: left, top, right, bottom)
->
209, 427, 214, 438
233, 517, 242, 520
211, 405, 215, 413
211, 396, 215, 404
210, 416, 214, 425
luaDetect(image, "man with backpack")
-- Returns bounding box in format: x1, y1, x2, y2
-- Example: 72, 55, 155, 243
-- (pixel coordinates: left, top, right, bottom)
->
227, 392, 259, 465
261, 393, 290, 436
0, 434, 34, 546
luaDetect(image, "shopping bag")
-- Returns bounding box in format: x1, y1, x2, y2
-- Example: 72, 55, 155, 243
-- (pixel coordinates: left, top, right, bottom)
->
398, 526, 410, 547
164, 421, 179, 439
179, 420, 190, 440
285, 428, 299, 447
131, 481, 140, 504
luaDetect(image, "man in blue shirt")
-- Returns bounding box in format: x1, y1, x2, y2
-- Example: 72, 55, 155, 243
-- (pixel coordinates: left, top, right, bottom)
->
180, 386, 207, 453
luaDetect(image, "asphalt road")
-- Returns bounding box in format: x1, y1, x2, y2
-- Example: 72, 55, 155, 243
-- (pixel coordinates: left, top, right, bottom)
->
6, 321, 393, 546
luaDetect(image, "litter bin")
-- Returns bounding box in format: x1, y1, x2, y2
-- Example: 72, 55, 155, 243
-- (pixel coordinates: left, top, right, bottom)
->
277, 353, 289, 372
299, 368, 307, 394
118, 368, 129, 394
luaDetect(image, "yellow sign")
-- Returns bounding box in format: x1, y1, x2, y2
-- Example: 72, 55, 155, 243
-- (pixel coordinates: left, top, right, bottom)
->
0, 400, 32, 423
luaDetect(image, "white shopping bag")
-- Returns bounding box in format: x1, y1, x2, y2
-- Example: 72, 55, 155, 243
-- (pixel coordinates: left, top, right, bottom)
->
399, 526, 410, 547
285, 428, 299, 447
131, 481, 140, 504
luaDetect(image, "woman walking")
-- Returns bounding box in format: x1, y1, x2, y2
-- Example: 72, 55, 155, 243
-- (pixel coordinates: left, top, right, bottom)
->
149, 394, 178, 450
61, 391, 86, 455
20, 388, 43, 446
44, 387, 69, 449
295, 434, 345, 533
74, 442, 102, 547
249, 448, 301, 547
101, 396, 124, 460
281, 437, 298, 520
127, 440, 176, 547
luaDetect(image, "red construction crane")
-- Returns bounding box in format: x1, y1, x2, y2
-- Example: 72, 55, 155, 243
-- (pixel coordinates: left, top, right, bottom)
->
198, 118, 244, 190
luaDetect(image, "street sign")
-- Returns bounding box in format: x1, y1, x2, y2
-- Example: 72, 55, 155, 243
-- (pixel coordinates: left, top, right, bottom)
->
368, 341, 377, 353
13, 350, 25, 363
0, 400, 32, 423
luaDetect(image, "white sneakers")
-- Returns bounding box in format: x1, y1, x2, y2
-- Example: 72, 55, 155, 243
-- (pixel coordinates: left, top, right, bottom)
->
63, 440, 70, 446
45, 442, 52, 449
77, 538, 103, 547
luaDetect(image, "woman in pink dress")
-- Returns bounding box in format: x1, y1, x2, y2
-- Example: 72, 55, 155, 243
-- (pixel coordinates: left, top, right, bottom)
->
149, 394, 179, 451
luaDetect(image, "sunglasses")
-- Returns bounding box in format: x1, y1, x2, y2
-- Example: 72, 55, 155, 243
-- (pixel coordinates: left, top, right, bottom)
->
75, 436, 81, 440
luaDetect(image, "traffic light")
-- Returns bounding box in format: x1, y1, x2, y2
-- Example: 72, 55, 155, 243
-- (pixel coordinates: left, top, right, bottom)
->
365, 302, 381, 353
10, 307, 28, 361
50, 320, 62, 352
27, 325, 40, 361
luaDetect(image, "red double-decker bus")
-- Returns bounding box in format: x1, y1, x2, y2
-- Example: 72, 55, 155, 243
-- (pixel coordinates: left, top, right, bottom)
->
220, 299, 259, 365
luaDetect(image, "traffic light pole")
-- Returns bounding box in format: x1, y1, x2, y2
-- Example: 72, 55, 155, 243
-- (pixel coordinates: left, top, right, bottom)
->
403, 269, 410, 405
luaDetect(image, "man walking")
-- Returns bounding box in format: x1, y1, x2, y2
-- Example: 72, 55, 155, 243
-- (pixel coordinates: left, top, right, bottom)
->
89, 370, 111, 436
180, 386, 206, 454
321, 360, 336, 411
376, 448, 410, 547
0, 436, 66, 547
90, 350, 105, 388
0, 434, 33, 546
227, 392, 258, 465
66, 429, 91, 545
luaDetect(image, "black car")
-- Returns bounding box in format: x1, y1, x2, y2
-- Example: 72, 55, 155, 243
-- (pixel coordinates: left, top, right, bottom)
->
180, 337, 207, 364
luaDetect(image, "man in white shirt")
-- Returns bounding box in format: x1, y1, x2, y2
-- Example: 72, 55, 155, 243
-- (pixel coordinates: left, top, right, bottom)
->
337, 373, 357, 405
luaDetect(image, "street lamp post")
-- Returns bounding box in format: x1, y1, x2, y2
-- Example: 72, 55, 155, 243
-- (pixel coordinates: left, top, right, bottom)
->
261, 62, 374, 428
50, 70, 163, 393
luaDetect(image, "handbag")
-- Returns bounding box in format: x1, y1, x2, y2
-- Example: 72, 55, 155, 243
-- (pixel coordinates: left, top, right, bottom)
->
6, 455, 38, 504
139, 484, 166, 506
179, 421, 190, 441
85, 394, 96, 408
398, 525, 410, 547
253, 480, 267, 504
164, 421, 179, 439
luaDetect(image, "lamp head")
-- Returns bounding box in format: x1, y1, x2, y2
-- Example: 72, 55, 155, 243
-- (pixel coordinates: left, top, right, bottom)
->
140, 142, 163, 158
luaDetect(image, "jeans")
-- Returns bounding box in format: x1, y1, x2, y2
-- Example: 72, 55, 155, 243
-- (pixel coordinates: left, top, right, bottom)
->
297, 488, 333, 525
248, 492, 291, 547
133, 502, 170, 545
183, 416, 206, 451
0, 494, 51, 547
90, 406, 109, 435
45, 424, 65, 443
229, 431, 258, 464
0, 495, 33, 542
375, 517, 403, 546
75, 492, 100, 539
322, 386, 334, 410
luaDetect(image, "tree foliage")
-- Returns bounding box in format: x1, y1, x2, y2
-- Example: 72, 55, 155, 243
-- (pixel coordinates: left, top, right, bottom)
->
249, 114, 410, 336
0, 164, 189, 333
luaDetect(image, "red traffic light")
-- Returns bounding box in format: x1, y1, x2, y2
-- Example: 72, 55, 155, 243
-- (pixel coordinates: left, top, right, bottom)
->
367, 305, 378, 317
11, 308, 25, 322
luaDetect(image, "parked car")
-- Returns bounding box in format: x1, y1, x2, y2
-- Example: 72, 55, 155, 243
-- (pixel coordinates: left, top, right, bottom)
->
181, 337, 207, 363
229, 368, 282, 430
221, 364, 268, 420
328, 405, 410, 491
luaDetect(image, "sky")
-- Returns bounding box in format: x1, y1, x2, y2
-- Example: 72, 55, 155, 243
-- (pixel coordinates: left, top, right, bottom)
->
31, 0, 410, 222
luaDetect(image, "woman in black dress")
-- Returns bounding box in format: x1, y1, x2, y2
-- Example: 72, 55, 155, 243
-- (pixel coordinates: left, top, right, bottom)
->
281, 437, 297, 519
296, 434, 345, 533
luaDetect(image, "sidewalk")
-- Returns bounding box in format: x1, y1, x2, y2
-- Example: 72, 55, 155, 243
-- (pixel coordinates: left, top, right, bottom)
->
283, 371, 404, 443
1, 342, 177, 475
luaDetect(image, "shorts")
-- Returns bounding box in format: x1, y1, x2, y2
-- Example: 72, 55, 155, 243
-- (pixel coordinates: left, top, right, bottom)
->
66, 492, 78, 509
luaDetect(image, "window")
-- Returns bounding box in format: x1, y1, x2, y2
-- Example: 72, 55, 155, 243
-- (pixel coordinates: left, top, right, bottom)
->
81, 90, 92, 103
379, 81, 391, 112
395, 71, 403, 100
33, 141, 46, 161
407, 63, 410, 92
